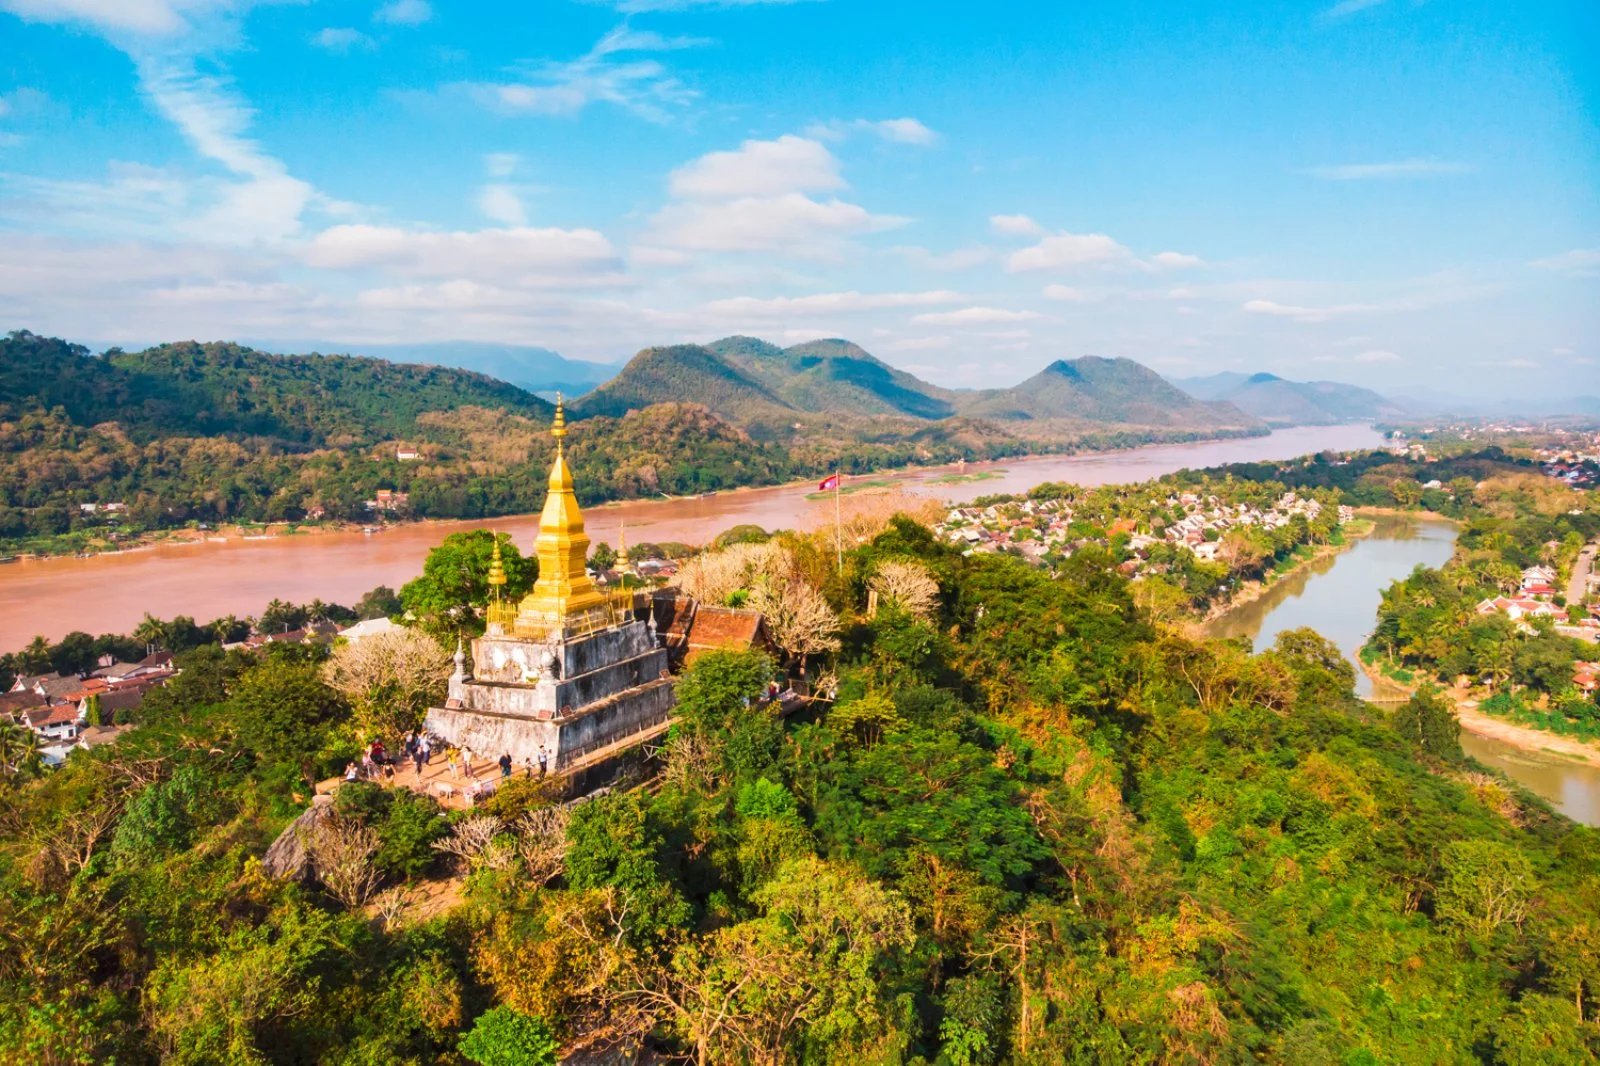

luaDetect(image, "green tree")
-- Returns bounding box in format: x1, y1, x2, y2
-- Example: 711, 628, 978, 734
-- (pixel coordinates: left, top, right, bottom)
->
400, 531, 536, 642
1392, 684, 1462, 763
229, 659, 346, 787
458, 1007, 560, 1066
355, 585, 404, 621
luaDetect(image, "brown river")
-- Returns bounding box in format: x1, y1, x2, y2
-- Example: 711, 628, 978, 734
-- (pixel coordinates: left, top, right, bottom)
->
2, 424, 1380, 650
9, 419, 1596, 822
1207, 514, 1600, 826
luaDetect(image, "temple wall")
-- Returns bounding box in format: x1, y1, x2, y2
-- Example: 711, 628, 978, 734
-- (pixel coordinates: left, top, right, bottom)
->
425, 676, 674, 768
472, 621, 657, 686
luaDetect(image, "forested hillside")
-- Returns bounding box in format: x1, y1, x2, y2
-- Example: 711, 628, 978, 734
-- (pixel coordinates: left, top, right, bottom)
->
0, 330, 1273, 552
0, 331, 552, 446
710, 335, 959, 420
2, 511, 1596, 1064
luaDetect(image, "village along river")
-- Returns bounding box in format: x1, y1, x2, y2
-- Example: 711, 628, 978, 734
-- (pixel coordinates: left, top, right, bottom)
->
1206, 514, 1600, 826
2, 424, 1380, 649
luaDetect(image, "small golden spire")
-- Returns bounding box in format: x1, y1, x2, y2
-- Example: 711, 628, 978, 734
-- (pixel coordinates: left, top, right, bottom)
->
617, 519, 629, 572
488, 531, 507, 599
552, 392, 566, 457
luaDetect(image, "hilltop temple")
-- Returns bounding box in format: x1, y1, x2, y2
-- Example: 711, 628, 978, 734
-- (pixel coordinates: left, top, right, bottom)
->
424, 401, 674, 769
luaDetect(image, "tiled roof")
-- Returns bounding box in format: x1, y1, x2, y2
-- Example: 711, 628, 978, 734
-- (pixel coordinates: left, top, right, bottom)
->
687, 607, 769, 652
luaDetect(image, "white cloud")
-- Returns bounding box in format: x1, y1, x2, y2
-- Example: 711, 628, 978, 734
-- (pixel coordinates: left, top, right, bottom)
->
311, 27, 375, 51
1241, 298, 1374, 323
1305, 160, 1471, 180
1353, 349, 1401, 363
374, 0, 430, 25
485, 152, 519, 179
705, 290, 962, 317
989, 213, 1043, 237
477, 185, 526, 226
669, 135, 842, 200
1552, 346, 1574, 356
1008, 232, 1133, 272
911, 306, 1040, 326
891, 245, 991, 270
0, 0, 218, 35
305, 224, 621, 285
649, 194, 901, 254
647, 136, 902, 255
1007, 231, 1201, 274
1501, 358, 1538, 369
485, 24, 700, 121
805, 117, 940, 146
1530, 249, 1600, 273
1042, 284, 1094, 303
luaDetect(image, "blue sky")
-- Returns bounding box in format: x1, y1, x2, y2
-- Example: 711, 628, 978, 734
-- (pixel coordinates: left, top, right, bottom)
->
0, 0, 1595, 397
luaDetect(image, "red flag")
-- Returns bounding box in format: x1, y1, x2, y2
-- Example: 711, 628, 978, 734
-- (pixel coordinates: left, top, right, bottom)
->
818, 474, 841, 492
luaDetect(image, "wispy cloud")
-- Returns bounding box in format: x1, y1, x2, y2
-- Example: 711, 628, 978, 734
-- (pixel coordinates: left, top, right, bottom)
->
1353, 348, 1401, 363
374, 0, 431, 26
1305, 160, 1472, 180
311, 27, 376, 52
1321, 0, 1389, 18
1242, 299, 1375, 323
1529, 248, 1600, 274
804, 117, 940, 146
911, 306, 1040, 326
989, 213, 1043, 237
1007, 230, 1202, 274
705, 290, 962, 317
484, 25, 703, 121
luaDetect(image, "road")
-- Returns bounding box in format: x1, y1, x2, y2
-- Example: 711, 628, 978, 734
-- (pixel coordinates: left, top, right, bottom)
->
1572, 543, 1597, 606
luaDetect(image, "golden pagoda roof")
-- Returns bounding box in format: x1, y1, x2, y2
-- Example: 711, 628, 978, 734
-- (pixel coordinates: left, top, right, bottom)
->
514, 396, 612, 637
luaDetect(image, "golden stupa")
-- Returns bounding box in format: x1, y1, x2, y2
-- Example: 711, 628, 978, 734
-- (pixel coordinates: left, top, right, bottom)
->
513, 397, 611, 636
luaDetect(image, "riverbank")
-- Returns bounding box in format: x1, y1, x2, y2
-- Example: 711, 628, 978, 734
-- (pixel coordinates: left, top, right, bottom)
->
1197, 518, 1376, 628
1359, 660, 1600, 768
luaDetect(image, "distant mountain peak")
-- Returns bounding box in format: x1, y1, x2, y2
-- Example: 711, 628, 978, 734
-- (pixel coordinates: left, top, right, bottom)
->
1246, 372, 1282, 384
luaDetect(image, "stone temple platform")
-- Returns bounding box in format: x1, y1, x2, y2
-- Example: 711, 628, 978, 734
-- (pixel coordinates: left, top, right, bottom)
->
425, 617, 674, 769
422, 398, 676, 770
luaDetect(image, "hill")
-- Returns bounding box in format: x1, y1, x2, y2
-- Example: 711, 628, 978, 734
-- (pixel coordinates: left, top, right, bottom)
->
707, 336, 958, 419
249, 340, 618, 399
0, 330, 553, 447
1173, 370, 1404, 425
956, 356, 1259, 430
569, 344, 797, 426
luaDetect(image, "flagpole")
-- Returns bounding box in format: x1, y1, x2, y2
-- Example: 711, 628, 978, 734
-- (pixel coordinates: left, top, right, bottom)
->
834, 465, 843, 573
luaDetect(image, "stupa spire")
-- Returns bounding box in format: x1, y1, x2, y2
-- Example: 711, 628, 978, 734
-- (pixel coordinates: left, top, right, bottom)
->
515, 396, 609, 635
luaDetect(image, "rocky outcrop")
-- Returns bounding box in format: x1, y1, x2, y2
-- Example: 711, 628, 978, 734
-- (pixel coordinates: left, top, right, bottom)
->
262, 794, 334, 881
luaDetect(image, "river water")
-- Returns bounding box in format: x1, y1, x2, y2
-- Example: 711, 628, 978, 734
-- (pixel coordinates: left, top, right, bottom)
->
2, 424, 1381, 649
1207, 515, 1600, 826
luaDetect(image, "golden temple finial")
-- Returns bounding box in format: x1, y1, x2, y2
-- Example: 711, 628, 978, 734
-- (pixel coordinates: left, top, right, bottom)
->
513, 399, 608, 636
488, 531, 507, 596
617, 520, 630, 572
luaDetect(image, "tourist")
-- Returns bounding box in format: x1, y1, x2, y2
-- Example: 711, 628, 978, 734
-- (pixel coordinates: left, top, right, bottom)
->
360, 751, 375, 779
343, 762, 359, 783
462, 749, 475, 779
446, 746, 459, 778
522, 755, 535, 779
411, 745, 425, 778
537, 744, 549, 777
498, 752, 513, 779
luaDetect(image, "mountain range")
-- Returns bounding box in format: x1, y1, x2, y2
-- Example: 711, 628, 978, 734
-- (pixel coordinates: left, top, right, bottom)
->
241, 340, 617, 399
1171, 371, 1408, 425
575, 336, 1260, 438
